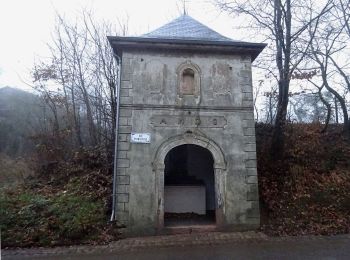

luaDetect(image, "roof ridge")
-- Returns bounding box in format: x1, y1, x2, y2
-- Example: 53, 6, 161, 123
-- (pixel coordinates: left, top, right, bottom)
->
142, 14, 235, 42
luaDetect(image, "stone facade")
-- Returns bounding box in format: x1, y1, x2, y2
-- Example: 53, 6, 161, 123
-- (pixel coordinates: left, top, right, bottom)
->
108, 14, 266, 236
113, 49, 260, 235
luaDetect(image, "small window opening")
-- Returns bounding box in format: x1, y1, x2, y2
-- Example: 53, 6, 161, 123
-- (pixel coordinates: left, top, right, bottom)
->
181, 68, 195, 95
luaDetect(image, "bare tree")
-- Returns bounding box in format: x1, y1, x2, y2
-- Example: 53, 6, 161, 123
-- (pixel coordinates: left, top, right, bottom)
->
307, 0, 350, 134
263, 88, 278, 124
32, 10, 122, 153
307, 81, 332, 132
82, 11, 120, 149
215, 0, 334, 157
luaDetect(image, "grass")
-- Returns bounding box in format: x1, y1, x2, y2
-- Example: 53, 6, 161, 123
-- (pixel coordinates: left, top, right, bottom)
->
0, 189, 106, 247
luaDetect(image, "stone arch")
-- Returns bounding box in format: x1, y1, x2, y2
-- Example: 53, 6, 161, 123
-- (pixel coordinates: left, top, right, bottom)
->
153, 133, 227, 231
153, 133, 226, 170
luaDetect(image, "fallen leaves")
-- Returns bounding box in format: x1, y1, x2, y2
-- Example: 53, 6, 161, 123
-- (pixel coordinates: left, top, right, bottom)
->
257, 123, 350, 236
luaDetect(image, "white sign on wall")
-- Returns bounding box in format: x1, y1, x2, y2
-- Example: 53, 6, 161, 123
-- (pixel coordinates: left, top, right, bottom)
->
130, 133, 151, 144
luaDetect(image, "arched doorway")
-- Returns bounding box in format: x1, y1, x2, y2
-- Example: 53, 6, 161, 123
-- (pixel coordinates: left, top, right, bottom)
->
153, 133, 226, 230
164, 144, 216, 226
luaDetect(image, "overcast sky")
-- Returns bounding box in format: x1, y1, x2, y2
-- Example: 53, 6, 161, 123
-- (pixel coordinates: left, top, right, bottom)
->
0, 0, 254, 90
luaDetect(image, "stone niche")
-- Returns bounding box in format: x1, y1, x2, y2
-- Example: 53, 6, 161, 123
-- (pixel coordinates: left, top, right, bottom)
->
176, 61, 201, 106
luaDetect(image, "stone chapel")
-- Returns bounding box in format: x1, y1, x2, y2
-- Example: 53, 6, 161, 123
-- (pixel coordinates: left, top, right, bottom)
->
108, 14, 266, 236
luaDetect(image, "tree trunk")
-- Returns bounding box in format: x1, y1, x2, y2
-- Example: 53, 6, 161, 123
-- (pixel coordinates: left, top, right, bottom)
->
318, 89, 331, 133
271, 78, 290, 158
334, 97, 338, 124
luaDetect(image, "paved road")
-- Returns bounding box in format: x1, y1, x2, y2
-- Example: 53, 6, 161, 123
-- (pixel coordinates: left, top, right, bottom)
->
3, 234, 350, 260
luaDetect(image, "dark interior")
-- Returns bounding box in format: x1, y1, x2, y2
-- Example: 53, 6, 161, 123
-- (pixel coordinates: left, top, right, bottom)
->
164, 144, 216, 226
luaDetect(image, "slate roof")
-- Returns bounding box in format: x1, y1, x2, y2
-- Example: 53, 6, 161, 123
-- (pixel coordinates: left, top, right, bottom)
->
107, 14, 267, 60
143, 14, 235, 42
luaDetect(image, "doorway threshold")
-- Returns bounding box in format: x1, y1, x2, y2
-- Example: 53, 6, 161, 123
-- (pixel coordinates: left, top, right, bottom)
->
164, 211, 215, 226
163, 224, 217, 235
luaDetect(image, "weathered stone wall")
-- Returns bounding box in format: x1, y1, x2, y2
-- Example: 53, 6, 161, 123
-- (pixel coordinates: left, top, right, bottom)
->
116, 49, 259, 235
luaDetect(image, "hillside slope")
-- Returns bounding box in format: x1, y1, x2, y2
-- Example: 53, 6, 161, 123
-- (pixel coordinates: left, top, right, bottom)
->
0, 87, 42, 156
257, 124, 350, 235
0, 124, 349, 248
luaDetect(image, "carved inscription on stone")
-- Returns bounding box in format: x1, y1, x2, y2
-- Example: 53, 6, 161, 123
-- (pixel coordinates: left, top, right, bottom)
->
150, 115, 227, 128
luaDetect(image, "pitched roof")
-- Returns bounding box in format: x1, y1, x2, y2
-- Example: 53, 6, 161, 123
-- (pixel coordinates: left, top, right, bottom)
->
143, 14, 235, 42
107, 14, 267, 61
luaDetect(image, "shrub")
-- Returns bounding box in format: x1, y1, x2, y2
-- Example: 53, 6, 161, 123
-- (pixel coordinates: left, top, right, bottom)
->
0, 190, 106, 247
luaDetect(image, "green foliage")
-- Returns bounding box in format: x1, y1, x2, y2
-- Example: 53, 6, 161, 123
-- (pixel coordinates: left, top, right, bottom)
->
0, 155, 34, 187
49, 194, 105, 240
0, 190, 106, 247
0, 145, 118, 248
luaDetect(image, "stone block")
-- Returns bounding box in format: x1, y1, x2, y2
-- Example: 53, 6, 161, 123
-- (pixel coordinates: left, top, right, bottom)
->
117, 168, 127, 176
121, 64, 131, 75
116, 211, 129, 222
127, 118, 133, 125
240, 70, 251, 79
121, 80, 132, 89
119, 126, 132, 134
118, 134, 128, 142
243, 92, 253, 101
245, 159, 257, 168
247, 184, 259, 201
247, 201, 260, 218
244, 136, 256, 144
243, 127, 255, 136
119, 108, 132, 117
117, 175, 130, 185
246, 175, 258, 184
116, 202, 125, 211
117, 158, 130, 168
242, 120, 255, 128
121, 61, 132, 81
242, 100, 253, 107
244, 143, 256, 152
117, 193, 129, 203
118, 141, 130, 151
123, 202, 129, 212
120, 96, 133, 104
119, 117, 129, 126
241, 112, 254, 120
117, 184, 130, 193
240, 70, 252, 84
120, 88, 130, 97
121, 72, 131, 81
246, 151, 257, 160
122, 53, 132, 59
117, 151, 128, 159
246, 168, 257, 176
241, 84, 253, 93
